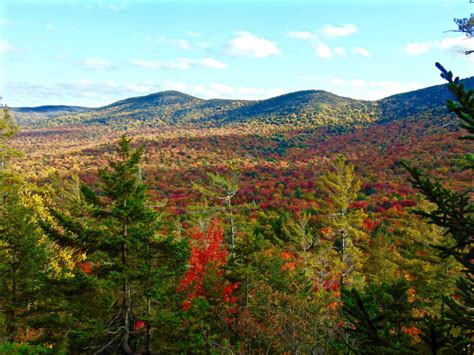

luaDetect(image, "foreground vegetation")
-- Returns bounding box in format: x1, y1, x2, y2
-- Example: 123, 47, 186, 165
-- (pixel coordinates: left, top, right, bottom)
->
1, 65, 473, 353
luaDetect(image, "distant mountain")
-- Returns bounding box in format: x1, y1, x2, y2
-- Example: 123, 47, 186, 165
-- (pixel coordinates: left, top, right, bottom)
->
38, 91, 248, 127
10, 105, 90, 126
222, 90, 379, 126
377, 79, 469, 122
11, 77, 474, 129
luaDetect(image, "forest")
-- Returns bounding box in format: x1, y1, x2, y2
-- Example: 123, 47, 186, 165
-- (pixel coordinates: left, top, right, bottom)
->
1, 2, 474, 351
0, 58, 472, 354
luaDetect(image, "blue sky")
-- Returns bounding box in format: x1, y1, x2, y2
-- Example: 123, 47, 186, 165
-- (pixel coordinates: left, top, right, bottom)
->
1, 0, 473, 107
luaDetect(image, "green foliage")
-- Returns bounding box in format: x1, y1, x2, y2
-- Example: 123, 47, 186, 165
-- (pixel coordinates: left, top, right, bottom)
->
316, 155, 368, 289
341, 280, 415, 353
0, 342, 56, 354
15, 79, 474, 131
3, 62, 473, 353
0, 108, 20, 167
436, 62, 474, 139
0, 174, 51, 344
403, 64, 473, 349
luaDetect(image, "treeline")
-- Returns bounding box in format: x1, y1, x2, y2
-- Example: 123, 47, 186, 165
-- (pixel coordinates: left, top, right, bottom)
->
0, 68, 472, 354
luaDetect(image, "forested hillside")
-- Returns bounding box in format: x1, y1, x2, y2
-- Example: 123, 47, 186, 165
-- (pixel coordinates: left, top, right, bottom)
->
10, 105, 90, 126
12, 77, 474, 129
1, 62, 472, 353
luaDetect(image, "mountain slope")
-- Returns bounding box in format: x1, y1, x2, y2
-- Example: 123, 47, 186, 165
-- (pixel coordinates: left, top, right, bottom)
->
46, 91, 249, 127
12, 77, 474, 128
377, 77, 474, 122
222, 90, 379, 126
10, 105, 90, 126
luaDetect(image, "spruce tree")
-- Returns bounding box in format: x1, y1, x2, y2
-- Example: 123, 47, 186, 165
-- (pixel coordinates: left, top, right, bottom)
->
403, 64, 473, 348
38, 135, 186, 353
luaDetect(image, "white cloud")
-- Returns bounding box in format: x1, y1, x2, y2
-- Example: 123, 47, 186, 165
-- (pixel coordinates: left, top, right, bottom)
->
327, 76, 425, 100
287, 31, 319, 41
131, 57, 227, 70
226, 31, 280, 58
287, 30, 344, 59
45, 23, 56, 31
196, 41, 212, 49
404, 36, 474, 56
125, 82, 156, 94
163, 80, 284, 100
176, 39, 191, 50
5, 79, 161, 107
316, 42, 333, 59
351, 47, 370, 58
81, 58, 114, 70
320, 23, 358, 37
163, 80, 188, 91
334, 47, 346, 56
0, 39, 22, 53
185, 31, 201, 38
287, 29, 363, 59
199, 57, 227, 69
329, 77, 368, 88
132, 59, 188, 70
105, 80, 117, 87
404, 42, 432, 55
77, 79, 95, 85
150, 35, 195, 50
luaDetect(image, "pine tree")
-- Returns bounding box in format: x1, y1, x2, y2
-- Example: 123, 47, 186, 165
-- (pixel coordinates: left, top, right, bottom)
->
192, 160, 240, 253
403, 64, 473, 348
37, 135, 186, 353
81, 135, 166, 353
316, 155, 367, 289
0, 108, 20, 169
341, 280, 417, 354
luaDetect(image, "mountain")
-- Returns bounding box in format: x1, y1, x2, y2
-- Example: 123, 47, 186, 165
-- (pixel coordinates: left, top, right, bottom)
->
11, 77, 474, 129
10, 105, 90, 126
222, 90, 379, 126
34, 91, 248, 127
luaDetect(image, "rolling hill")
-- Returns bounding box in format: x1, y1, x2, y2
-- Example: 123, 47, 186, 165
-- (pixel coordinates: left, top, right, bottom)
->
11, 77, 474, 129
10, 105, 90, 126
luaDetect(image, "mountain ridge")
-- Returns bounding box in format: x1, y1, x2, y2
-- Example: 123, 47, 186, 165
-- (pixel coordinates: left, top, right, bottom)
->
10, 77, 474, 128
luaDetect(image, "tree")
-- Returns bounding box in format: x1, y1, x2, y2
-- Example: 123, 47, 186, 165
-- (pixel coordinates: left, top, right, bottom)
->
0, 108, 20, 169
83, 135, 171, 353
453, 14, 474, 55
403, 63, 473, 348
316, 155, 368, 290
37, 135, 185, 353
0, 174, 50, 344
193, 160, 240, 252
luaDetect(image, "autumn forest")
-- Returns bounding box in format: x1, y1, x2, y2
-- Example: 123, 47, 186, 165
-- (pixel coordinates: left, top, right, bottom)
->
1, 7, 474, 355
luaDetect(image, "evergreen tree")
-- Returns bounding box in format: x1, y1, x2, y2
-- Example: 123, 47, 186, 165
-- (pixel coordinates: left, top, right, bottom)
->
81, 135, 173, 353
0, 108, 20, 169
403, 63, 473, 348
39, 135, 187, 353
316, 155, 368, 289
0, 170, 51, 344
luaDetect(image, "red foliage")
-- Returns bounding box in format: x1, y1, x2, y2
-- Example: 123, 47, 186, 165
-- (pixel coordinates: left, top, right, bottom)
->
134, 320, 145, 334
363, 218, 378, 232
351, 200, 369, 210
77, 261, 98, 274
178, 221, 239, 314
401, 325, 421, 340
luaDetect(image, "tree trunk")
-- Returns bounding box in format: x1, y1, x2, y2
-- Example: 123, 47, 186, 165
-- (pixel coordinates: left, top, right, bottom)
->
121, 220, 133, 355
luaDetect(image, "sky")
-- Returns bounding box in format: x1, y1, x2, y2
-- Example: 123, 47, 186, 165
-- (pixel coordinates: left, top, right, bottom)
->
1, 0, 474, 107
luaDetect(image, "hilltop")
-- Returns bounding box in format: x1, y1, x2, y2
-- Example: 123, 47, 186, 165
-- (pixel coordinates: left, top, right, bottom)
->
10, 77, 474, 129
